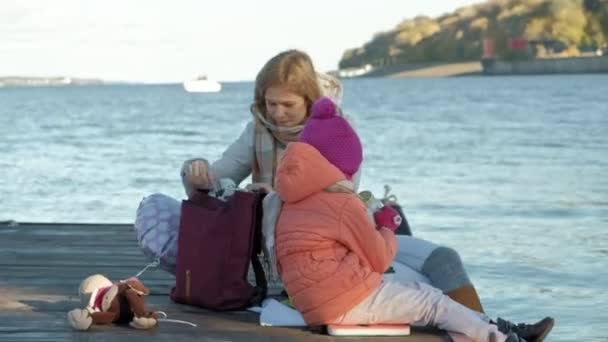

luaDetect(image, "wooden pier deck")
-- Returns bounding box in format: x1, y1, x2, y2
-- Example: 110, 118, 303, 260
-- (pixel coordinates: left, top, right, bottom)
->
0, 221, 450, 341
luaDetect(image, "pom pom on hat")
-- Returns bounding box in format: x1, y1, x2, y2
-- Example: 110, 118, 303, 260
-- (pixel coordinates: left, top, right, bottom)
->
310, 97, 337, 119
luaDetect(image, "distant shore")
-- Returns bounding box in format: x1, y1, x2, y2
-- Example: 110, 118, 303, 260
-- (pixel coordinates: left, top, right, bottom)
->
0, 76, 113, 87
387, 62, 482, 78
6, 56, 607, 88
333, 61, 483, 79
482, 56, 608, 75
336, 56, 608, 79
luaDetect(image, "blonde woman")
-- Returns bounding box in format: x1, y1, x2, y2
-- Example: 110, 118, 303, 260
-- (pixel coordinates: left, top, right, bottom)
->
182, 49, 346, 195
135, 50, 344, 274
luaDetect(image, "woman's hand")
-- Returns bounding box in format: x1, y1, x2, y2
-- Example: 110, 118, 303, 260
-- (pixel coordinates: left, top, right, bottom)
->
245, 183, 273, 193
183, 159, 213, 189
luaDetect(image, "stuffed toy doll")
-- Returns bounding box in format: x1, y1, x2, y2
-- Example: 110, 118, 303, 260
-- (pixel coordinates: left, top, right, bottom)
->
67, 274, 158, 330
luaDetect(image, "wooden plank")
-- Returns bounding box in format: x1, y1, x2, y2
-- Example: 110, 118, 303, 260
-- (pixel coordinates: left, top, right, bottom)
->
0, 313, 449, 342
0, 222, 449, 341
0, 265, 175, 279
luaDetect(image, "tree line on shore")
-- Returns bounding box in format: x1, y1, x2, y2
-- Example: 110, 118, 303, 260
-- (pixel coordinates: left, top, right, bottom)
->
339, 0, 608, 69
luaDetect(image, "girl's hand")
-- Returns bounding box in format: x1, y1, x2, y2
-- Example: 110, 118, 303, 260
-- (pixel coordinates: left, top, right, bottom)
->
373, 206, 402, 233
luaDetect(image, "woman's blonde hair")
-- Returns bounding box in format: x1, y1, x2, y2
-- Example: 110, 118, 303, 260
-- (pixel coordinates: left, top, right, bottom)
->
251, 50, 323, 118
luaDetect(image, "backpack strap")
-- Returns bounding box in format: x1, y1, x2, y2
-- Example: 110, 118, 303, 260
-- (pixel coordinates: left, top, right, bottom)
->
248, 192, 268, 306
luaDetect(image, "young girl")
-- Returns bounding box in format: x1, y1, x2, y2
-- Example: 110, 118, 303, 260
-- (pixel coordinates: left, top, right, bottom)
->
274, 97, 553, 342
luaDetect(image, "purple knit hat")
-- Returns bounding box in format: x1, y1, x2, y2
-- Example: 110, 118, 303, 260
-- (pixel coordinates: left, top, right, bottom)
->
299, 97, 362, 179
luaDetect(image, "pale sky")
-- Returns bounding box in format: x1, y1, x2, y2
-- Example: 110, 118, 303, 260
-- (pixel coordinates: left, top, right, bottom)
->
1, 0, 481, 82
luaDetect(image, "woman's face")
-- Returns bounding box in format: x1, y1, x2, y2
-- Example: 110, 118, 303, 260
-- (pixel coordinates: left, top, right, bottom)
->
264, 86, 308, 127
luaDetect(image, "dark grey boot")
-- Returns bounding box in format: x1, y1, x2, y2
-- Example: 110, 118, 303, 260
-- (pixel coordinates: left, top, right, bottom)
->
496, 317, 554, 342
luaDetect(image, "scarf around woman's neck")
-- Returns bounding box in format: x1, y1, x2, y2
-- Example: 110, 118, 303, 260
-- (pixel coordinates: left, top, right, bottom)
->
251, 111, 304, 185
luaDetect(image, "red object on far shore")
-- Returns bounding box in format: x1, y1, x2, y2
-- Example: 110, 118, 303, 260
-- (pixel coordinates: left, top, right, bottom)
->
509, 38, 529, 52
483, 38, 495, 58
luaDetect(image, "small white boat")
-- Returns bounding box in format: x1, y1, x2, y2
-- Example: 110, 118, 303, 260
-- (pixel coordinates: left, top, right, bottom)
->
183, 75, 221, 93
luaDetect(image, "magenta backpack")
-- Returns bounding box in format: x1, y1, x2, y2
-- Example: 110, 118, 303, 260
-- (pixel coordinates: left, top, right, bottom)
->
170, 190, 267, 310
